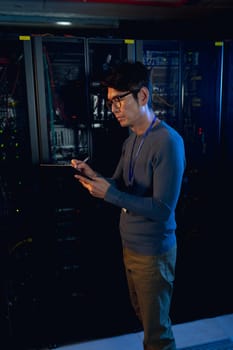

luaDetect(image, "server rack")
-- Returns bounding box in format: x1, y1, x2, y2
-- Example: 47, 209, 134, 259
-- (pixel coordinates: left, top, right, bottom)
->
0, 34, 39, 348
137, 40, 225, 322
31, 36, 140, 348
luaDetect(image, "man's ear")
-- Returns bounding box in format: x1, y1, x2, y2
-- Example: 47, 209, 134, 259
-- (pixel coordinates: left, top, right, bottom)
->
138, 87, 149, 106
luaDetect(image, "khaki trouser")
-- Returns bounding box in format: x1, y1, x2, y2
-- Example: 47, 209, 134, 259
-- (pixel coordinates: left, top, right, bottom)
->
123, 246, 177, 350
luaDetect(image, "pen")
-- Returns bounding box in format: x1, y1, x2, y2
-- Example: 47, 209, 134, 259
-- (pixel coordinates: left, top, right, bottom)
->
83, 156, 89, 163
40, 157, 90, 168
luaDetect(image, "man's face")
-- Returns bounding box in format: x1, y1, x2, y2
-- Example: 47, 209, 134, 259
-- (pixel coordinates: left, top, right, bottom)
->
107, 88, 141, 128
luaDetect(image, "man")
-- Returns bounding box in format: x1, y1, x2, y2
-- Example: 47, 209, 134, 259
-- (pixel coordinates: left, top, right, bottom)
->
71, 61, 186, 350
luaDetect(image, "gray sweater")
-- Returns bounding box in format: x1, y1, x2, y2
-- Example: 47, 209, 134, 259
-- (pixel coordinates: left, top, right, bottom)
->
104, 120, 186, 255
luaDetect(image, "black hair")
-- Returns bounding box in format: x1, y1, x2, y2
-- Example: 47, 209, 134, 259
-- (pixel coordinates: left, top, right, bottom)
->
101, 61, 153, 109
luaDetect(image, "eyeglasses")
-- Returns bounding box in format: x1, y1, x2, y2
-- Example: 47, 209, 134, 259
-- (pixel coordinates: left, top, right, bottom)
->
106, 90, 138, 111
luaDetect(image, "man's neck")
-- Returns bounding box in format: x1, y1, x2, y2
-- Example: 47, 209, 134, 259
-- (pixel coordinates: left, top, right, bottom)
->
132, 113, 156, 136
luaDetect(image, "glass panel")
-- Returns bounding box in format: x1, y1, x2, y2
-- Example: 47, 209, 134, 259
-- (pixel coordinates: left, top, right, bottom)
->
142, 40, 180, 130
42, 38, 88, 164
88, 39, 130, 175
183, 41, 222, 167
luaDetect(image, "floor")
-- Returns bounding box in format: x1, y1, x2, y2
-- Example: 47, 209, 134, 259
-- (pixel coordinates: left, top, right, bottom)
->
41, 313, 233, 350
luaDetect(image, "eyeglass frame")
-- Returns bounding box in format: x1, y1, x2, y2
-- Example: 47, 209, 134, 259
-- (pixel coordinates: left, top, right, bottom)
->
105, 89, 140, 111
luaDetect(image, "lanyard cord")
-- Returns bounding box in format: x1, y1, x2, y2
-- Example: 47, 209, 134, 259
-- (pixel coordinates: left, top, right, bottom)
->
128, 115, 157, 184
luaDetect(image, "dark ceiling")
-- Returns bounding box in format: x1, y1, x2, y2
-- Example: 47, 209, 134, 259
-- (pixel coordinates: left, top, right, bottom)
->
0, 0, 233, 38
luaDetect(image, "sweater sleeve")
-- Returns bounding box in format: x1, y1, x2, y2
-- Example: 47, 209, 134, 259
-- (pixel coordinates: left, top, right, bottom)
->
105, 185, 171, 222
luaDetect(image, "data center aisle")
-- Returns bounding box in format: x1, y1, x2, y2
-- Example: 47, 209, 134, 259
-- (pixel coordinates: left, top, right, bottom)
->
37, 313, 233, 350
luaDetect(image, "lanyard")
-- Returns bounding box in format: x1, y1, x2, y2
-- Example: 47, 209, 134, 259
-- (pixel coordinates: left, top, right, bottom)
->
128, 115, 157, 184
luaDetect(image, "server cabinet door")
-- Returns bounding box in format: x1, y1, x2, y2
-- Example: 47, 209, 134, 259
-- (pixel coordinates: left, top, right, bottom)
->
0, 35, 38, 349
31, 37, 94, 348
85, 38, 142, 337
34, 36, 89, 165
180, 40, 223, 238
87, 39, 133, 176
178, 40, 229, 321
